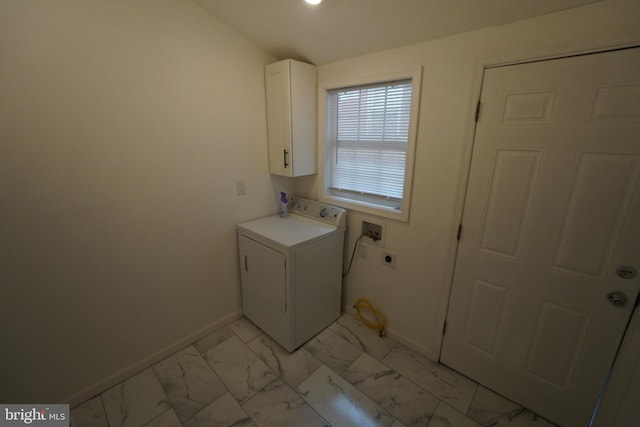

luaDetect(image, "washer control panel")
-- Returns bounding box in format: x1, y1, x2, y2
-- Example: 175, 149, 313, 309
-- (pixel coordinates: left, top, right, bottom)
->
289, 198, 346, 229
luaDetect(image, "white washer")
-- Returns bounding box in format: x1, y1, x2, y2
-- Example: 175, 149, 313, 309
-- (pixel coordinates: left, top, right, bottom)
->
237, 198, 346, 351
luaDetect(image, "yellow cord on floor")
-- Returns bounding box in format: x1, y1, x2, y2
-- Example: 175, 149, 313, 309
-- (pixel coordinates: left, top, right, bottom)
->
353, 298, 387, 337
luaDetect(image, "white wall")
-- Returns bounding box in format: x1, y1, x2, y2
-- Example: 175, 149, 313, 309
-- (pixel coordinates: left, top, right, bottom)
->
0, 0, 292, 404
3, 0, 639, 408
297, 0, 640, 360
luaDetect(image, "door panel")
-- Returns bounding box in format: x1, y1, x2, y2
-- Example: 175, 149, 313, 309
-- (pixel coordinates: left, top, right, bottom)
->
552, 153, 640, 278
524, 301, 588, 388
587, 83, 640, 123
442, 48, 640, 427
239, 235, 286, 313
479, 149, 541, 258
463, 278, 509, 356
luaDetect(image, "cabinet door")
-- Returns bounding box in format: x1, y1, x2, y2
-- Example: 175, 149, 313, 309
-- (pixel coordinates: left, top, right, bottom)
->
265, 61, 293, 177
239, 235, 287, 312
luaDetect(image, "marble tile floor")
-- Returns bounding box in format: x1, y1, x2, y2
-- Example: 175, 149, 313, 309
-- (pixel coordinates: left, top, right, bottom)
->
71, 314, 559, 427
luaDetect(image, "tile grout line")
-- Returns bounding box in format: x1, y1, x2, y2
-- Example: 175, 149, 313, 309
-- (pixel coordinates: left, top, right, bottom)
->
346, 351, 444, 424
75, 315, 550, 427
139, 365, 176, 427
195, 332, 256, 427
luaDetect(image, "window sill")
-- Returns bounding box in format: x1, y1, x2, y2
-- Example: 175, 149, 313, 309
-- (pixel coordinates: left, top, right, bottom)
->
320, 194, 409, 222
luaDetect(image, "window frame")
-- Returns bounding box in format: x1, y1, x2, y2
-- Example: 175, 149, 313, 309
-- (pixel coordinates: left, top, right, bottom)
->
318, 67, 422, 222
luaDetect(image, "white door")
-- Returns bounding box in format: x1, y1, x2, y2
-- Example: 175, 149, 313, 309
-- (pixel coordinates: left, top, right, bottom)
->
441, 48, 640, 427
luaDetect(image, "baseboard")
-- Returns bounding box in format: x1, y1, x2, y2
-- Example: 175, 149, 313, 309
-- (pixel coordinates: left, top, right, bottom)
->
64, 310, 242, 408
385, 327, 432, 358
341, 305, 432, 358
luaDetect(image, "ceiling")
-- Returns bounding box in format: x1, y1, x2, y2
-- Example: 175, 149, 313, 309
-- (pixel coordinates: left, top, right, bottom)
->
193, 0, 600, 65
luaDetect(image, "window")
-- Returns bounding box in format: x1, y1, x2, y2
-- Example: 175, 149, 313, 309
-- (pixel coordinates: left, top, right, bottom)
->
320, 68, 421, 222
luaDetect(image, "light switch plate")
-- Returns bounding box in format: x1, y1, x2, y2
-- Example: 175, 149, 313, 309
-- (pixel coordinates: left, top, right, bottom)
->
236, 180, 247, 195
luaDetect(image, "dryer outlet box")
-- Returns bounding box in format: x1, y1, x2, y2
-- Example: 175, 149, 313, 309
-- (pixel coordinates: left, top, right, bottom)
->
381, 251, 396, 269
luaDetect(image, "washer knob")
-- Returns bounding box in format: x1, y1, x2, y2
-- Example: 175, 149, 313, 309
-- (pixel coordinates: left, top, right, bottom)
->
320, 208, 328, 218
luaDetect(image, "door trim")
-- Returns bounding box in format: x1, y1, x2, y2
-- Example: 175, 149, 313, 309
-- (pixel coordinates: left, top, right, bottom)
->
440, 39, 640, 360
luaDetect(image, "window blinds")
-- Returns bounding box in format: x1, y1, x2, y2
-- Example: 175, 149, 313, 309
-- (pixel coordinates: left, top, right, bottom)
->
327, 79, 413, 208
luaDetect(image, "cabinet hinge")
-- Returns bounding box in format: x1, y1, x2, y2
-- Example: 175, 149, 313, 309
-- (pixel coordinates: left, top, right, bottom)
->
457, 224, 462, 241
443, 320, 447, 335
475, 101, 481, 122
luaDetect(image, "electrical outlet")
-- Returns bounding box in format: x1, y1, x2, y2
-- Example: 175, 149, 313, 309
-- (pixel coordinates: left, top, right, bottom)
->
381, 251, 396, 268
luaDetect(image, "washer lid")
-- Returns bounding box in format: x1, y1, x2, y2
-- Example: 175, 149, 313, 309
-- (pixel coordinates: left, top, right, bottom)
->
238, 214, 337, 247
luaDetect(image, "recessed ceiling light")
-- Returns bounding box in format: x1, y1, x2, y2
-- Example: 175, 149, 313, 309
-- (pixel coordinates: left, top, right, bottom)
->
305, 0, 322, 5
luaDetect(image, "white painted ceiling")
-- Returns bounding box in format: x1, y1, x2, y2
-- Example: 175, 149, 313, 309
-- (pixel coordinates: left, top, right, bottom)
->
193, 0, 600, 65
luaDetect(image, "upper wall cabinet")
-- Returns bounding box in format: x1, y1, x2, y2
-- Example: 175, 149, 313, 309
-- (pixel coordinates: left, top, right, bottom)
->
265, 59, 317, 177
